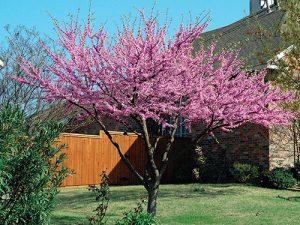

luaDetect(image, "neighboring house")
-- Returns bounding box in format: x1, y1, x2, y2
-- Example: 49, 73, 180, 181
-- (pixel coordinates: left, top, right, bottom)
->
69, 0, 295, 181
191, 0, 295, 180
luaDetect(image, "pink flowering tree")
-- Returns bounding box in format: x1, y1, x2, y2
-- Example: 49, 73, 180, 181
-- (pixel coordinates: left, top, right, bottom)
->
14, 12, 295, 215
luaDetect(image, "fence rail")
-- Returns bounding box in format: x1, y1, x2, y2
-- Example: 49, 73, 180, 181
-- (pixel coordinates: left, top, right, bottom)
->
55, 132, 188, 187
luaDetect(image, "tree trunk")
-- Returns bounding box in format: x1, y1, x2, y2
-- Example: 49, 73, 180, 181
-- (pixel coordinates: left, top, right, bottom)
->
147, 185, 159, 216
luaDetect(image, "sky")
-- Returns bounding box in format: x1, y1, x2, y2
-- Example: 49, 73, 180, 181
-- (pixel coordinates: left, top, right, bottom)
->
0, 0, 249, 44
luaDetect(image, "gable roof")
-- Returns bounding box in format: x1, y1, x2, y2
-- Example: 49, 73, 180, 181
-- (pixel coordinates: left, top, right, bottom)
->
195, 7, 286, 70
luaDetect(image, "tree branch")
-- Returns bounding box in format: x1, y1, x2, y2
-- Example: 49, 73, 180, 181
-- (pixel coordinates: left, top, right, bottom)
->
69, 101, 144, 184
159, 116, 179, 179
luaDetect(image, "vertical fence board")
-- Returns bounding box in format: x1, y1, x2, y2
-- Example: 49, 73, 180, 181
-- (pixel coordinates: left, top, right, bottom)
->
56, 132, 187, 186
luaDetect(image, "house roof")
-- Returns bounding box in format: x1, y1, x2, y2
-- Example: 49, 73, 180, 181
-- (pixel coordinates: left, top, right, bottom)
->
194, 7, 286, 70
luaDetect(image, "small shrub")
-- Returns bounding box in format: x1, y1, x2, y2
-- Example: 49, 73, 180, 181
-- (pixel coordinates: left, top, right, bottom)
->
115, 200, 159, 225
230, 162, 259, 183
88, 172, 110, 225
263, 168, 296, 189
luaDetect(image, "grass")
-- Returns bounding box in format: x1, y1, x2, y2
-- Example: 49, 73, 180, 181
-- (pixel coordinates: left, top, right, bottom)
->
51, 183, 300, 225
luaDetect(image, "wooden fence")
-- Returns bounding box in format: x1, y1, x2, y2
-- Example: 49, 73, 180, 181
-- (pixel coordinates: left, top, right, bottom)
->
55, 132, 189, 187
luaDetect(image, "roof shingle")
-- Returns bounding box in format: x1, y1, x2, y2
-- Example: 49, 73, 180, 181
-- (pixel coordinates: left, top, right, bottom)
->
195, 7, 286, 70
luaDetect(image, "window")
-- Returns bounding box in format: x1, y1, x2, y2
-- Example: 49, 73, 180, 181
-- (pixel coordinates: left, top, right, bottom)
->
175, 117, 188, 137
261, 0, 275, 9
161, 116, 188, 138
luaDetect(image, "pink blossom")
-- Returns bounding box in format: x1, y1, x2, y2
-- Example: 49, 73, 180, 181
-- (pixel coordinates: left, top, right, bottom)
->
14, 12, 295, 135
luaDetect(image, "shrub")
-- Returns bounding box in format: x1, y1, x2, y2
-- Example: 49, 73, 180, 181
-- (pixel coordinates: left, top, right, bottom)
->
88, 172, 110, 225
230, 162, 260, 183
262, 168, 296, 189
0, 105, 69, 224
115, 200, 159, 225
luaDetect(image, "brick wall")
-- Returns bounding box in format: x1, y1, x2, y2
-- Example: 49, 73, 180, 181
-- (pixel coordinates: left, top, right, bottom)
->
190, 123, 270, 181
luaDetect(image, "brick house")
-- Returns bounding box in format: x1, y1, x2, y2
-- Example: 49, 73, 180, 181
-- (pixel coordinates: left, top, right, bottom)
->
190, 0, 295, 181
68, 0, 295, 182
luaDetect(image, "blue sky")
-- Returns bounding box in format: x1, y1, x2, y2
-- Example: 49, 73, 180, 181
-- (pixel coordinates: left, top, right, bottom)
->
0, 0, 249, 43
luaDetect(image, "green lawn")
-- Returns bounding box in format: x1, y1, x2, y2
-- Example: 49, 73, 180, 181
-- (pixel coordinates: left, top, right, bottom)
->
51, 184, 300, 225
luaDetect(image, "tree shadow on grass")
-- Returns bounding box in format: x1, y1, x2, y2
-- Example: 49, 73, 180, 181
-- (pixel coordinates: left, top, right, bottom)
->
194, 188, 243, 196
56, 184, 243, 208
50, 215, 87, 225
162, 184, 244, 198
286, 196, 300, 202
57, 189, 148, 206
277, 195, 300, 202
55, 192, 94, 208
